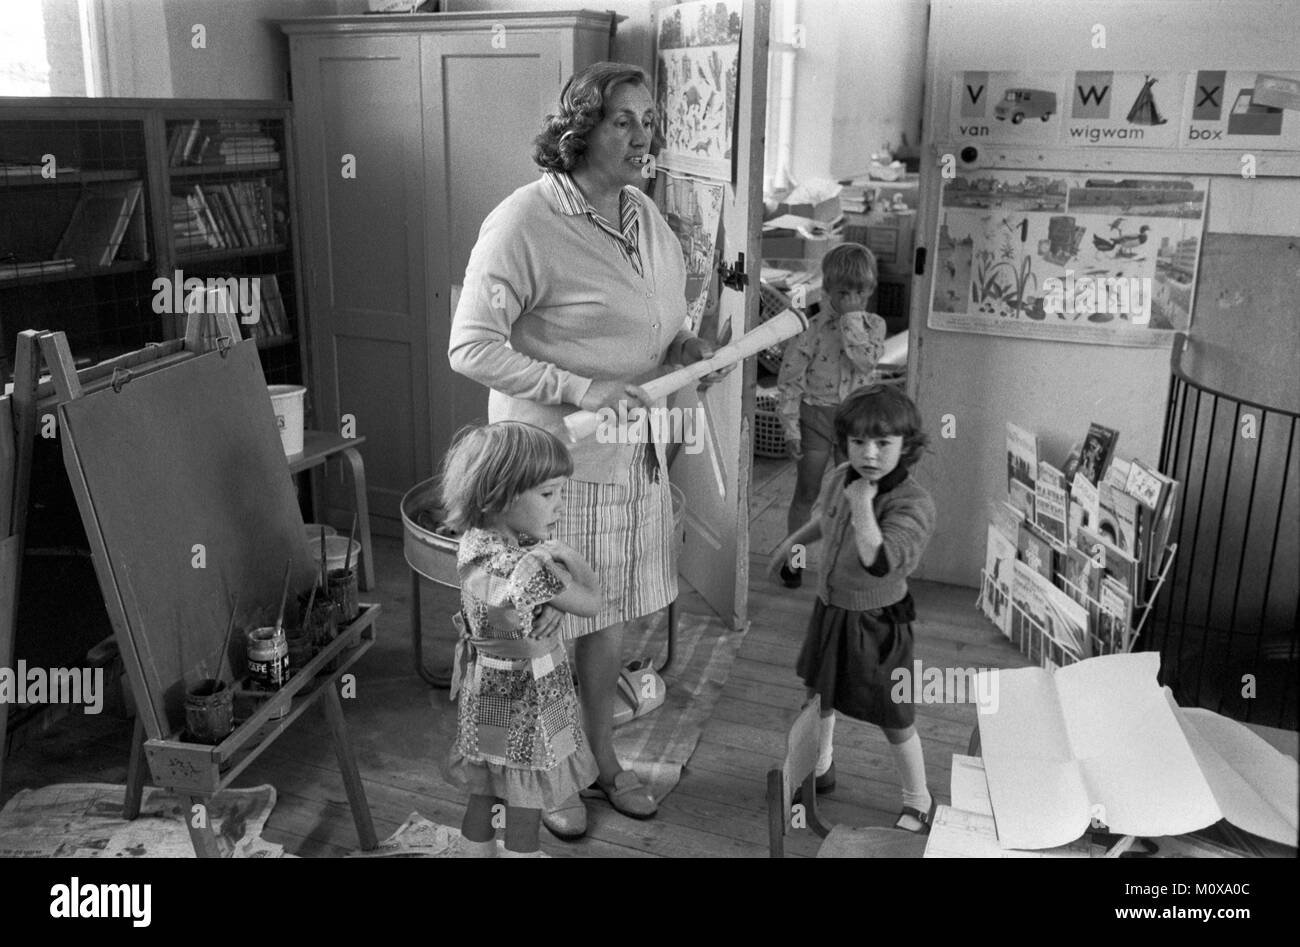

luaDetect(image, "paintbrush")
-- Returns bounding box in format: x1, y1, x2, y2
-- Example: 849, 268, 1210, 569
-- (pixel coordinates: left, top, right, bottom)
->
213, 593, 241, 684
344, 512, 357, 574
274, 559, 292, 634
320, 528, 327, 588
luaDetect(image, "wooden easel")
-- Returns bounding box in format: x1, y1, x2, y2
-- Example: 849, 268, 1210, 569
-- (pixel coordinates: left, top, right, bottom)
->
4, 314, 378, 856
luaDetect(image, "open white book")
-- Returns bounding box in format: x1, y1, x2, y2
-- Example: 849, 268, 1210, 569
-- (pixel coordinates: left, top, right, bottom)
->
977, 652, 1298, 850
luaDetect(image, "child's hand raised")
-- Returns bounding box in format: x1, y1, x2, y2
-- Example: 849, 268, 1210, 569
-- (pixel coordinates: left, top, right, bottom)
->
844, 477, 878, 507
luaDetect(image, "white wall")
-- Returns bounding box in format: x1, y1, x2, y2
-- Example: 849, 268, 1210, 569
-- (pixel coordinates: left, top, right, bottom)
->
790, 0, 928, 182
914, 0, 1300, 588
100, 0, 340, 99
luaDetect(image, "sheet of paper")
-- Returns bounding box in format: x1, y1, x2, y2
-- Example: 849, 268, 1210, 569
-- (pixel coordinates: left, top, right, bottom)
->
980, 653, 1223, 849
1174, 700, 1299, 848
1055, 653, 1222, 839
924, 806, 1095, 858
950, 754, 994, 817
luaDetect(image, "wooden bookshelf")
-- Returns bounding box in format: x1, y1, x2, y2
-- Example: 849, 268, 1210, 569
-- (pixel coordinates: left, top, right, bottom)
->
0, 98, 305, 389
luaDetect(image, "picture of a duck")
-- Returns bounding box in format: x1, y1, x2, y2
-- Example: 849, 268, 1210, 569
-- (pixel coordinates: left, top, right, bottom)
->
1092, 224, 1150, 258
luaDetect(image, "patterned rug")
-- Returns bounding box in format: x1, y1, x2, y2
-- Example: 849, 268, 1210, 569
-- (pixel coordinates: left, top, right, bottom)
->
613, 606, 744, 801
0, 783, 284, 857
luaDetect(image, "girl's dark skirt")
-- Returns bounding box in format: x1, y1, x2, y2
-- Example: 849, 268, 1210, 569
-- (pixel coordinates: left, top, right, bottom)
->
795, 598, 916, 728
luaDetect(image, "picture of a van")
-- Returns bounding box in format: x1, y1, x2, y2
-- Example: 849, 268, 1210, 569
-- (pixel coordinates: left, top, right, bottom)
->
994, 88, 1057, 124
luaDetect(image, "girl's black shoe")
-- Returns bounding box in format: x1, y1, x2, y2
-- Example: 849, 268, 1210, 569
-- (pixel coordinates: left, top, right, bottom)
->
779, 563, 803, 588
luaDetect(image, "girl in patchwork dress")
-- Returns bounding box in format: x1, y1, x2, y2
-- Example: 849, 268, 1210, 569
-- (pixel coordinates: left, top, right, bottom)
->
440, 422, 601, 857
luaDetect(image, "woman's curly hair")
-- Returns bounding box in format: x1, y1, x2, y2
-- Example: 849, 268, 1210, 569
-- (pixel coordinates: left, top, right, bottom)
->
534, 61, 658, 172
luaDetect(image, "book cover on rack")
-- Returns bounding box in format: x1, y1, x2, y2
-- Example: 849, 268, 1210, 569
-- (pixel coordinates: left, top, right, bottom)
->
1124, 458, 1169, 512
1037, 461, 1064, 490
1060, 546, 1096, 606
1099, 576, 1134, 654
991, 499, 1024, 544
1076, 525, 1139, 599
1034, 478, 1069, 545
1147, 480, 1180, 581
982, 523, 1017, 639
1077, 422, 1119, 485
1011, 559, 1090, 665
1098, 482, 1141, 558
1009, 479, 1035, 520
1102, 455, 1131, 492
1018, 519, 1058, 583
1006, 422, 1038, 493
1067, 472, 1099, 546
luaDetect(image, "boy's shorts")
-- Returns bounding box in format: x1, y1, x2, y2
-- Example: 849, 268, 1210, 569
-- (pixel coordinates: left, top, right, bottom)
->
799, 402, 843, 460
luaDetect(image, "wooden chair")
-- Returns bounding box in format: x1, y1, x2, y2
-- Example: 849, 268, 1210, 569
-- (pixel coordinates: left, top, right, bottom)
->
766, 696, 928, 858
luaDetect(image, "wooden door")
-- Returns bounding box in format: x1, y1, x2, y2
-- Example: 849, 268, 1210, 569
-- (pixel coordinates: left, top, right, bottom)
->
289, 33, 431, 535
420, 31, 564, 459
670, 0, 770, 629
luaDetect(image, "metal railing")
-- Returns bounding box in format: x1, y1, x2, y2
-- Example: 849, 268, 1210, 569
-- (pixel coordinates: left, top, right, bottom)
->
1148, 333, 1298, 728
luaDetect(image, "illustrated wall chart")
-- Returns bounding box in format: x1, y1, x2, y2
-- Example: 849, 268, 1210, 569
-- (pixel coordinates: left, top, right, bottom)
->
928, 170, 1209, 345
655, 172, 725, 332
654, 0, 742, 181
947, 69, 1300, 150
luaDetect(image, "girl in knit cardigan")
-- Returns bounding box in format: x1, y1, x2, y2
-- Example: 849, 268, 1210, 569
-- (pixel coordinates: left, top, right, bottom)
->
769, 384, 938, 833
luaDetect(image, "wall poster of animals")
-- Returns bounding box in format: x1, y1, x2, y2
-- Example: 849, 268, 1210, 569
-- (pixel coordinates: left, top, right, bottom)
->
928, 170, 1208, 345
654, 0, 742, 181
654, 171, 725, 332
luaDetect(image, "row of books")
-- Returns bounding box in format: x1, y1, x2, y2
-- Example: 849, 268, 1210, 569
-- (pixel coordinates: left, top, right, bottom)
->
167, 120, 281, 168
171, 182, 276, 253
982, 420, 1180, 664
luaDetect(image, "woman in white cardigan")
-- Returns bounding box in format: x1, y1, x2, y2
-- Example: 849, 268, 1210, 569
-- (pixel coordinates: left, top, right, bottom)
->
449, 62, 727, 838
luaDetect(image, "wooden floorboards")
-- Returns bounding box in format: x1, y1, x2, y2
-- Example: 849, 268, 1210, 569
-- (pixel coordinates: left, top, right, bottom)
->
1, 455, 1032, 858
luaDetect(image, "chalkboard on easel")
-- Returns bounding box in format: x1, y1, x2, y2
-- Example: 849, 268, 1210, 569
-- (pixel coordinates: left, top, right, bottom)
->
57, 342, 317, 739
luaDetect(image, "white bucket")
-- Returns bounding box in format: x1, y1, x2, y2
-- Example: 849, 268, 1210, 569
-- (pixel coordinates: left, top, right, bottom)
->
311, 535, 361, 574
268, 384, 306, 455
304, 523, 337, 544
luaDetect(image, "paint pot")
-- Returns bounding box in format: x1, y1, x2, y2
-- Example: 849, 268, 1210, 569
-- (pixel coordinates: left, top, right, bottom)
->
246, 626, 289, 690
327, 567, 359, 625
299, 589, 337, 650
184, 679, 234, 744
286, 630, 314, 675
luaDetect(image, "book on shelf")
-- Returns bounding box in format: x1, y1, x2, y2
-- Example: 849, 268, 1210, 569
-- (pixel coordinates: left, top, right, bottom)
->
1077, 421, 1119, 485
1034, 478, 1069, 545
254, 274, 288, 339
982, 523, 1017, 638
54, 179, 144, 268
0, 258, 76, 281
1006, 422, 1038, 493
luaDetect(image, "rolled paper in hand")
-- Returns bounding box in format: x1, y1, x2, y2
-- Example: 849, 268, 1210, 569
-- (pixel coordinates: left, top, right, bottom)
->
563, 307, 809, 443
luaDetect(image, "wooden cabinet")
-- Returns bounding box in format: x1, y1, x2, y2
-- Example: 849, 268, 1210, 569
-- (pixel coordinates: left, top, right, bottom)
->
281, 11, 616, 535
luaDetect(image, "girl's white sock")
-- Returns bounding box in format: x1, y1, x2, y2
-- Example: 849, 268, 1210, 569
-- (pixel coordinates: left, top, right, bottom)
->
458, 837, 498, 858
890, 733, 931, 813
500, 847, 550, 858
816, 712, 836, 776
